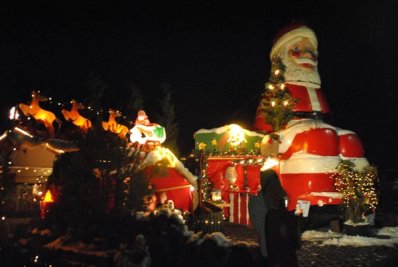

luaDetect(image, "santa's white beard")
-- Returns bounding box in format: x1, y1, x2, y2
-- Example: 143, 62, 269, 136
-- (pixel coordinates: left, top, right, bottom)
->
281, 55, 321, 87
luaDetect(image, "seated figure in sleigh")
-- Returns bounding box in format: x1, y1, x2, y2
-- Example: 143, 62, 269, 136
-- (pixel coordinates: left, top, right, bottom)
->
130, 110, 166, 152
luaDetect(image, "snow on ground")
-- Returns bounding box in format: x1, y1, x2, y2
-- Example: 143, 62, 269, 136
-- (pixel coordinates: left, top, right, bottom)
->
44, 236, 113, 257
302, 227, 398, 247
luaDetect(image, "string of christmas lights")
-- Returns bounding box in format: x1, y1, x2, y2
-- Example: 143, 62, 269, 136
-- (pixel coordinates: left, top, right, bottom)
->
259, 58, 298, 138
333, 160, 378, 223
11, 91, 137, 127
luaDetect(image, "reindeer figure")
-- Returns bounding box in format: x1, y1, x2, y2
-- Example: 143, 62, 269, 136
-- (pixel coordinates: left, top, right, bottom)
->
102, 108, 129, 139
18, 90, 61, 138
61, 100, 92, 134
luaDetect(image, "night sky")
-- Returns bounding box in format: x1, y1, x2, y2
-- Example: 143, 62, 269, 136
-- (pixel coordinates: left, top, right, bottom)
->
1, 1, 398, 171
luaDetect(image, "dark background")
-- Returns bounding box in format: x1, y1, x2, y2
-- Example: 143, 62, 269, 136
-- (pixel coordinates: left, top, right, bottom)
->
1, 1, 397, 171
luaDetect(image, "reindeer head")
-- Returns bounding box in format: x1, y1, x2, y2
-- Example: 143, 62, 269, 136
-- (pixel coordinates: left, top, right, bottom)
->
71, 99, 85, 110
108, 108, 122, 117
32, 90, 48, 102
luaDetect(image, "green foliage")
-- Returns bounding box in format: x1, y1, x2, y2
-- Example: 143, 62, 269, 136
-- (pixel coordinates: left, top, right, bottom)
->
46, 125, 153, 240
269, 58, 286, 84
156, 84, 179, 155
84, 71, 107, 112
260, 58, 298, 134
261, 86, 298, 132
333, 160, 378, 223
124, 83, 145, 120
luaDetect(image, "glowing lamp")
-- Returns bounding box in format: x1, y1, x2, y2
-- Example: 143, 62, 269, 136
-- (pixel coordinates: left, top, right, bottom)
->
211, 190, 222, 202
14, 127, 33, 138
227, 124, 246, 146
9, 106, 20, 120
0, 132, 7, 141
43, 190, 54, 203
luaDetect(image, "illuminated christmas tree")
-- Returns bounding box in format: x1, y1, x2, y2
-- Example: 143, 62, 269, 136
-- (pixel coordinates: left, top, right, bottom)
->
333, 160, 378, 224
258, 58, 298, 141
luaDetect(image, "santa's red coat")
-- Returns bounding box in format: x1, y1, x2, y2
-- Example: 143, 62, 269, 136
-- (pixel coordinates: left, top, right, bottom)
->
253, 83, 331, 132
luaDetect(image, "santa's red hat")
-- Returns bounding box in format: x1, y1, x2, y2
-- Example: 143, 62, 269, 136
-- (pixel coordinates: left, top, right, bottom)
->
270, 22, 318, 59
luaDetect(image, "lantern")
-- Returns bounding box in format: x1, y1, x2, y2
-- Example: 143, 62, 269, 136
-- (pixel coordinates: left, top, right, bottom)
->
40, 189, 54, 219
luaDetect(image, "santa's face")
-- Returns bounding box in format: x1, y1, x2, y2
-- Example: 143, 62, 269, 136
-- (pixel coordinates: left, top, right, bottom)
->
137, 111, 147, 121
280, 37, 321, 86
287, 37, 318, 69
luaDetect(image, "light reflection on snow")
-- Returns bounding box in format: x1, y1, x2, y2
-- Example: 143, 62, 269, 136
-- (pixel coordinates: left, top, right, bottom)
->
301, 227, 398, 247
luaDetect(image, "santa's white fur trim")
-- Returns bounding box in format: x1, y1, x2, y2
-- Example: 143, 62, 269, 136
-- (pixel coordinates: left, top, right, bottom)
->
279, 152, 369, 174
271, 26, 317, 59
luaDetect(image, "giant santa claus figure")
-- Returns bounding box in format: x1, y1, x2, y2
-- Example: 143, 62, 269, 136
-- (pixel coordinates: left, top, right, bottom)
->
254, 22, 368, 170
248, 23, 370, 257
254, 22, 330, 131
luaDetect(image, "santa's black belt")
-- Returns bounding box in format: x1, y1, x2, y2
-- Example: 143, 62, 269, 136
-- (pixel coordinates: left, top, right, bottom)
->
293, 111, 331, 121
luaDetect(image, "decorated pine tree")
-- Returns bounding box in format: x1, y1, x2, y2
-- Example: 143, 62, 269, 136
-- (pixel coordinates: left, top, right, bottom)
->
46, 123, 153, 242
259, 58, 298, 140
157, 85, 179, 155
124, 83, 145, 120
333, 160, 378, 224
84, 71, 107, 112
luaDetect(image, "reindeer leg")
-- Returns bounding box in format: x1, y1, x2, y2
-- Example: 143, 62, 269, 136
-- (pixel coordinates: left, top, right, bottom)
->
45, 123, 55, 138
55, 118, 62, 135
